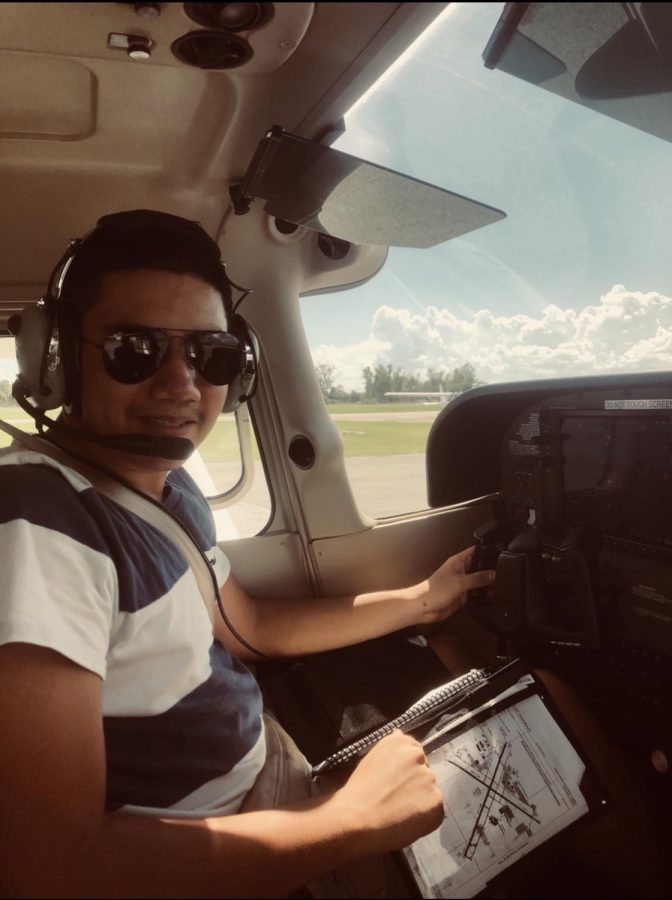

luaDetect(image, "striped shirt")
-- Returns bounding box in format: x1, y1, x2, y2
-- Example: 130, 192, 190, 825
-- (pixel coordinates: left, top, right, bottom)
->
0, 447, 265, 817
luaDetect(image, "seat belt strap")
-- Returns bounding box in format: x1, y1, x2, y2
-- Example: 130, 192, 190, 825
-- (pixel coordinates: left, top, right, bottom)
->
0, 420, 216, 626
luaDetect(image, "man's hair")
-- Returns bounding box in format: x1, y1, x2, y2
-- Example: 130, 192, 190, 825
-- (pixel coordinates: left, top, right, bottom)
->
54, 210, 234, 410
59, 212, 233, 320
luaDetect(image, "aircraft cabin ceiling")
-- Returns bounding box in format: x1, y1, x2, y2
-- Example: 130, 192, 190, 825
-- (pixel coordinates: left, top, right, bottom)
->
0, 1, 447, 328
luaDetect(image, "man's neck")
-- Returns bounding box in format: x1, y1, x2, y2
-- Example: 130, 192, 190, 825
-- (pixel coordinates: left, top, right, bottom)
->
45, 424, 170, 501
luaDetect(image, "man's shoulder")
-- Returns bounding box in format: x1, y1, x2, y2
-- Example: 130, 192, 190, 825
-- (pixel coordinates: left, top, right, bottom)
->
0, 448, 104, 537
0, 447, 94, 495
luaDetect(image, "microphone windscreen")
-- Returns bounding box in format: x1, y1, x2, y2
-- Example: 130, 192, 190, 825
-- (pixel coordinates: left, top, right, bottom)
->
91, 433, 195, 460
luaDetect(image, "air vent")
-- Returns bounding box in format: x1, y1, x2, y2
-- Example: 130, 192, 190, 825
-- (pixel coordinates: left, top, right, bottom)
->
288, 435, 315, 470
317, 233, 351, 261
184, 2, 274, 32
274, 218, 299, 235
171, 30, 252, 69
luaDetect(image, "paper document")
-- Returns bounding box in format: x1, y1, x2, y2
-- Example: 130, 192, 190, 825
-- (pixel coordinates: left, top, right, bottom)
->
403, 689, 589, 899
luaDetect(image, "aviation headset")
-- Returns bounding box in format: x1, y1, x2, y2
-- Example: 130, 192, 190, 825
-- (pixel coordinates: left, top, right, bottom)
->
12, 210, 258, 435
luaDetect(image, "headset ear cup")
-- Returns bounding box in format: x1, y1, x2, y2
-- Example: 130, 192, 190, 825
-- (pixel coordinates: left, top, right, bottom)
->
13, 304, 66, 410
221, 314, 258, 414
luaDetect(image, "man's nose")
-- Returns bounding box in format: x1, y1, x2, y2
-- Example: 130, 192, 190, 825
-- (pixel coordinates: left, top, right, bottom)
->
150, 337, 201, 400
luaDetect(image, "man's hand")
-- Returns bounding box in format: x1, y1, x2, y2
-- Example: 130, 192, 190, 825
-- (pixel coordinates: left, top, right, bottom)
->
331, 730, 444, 854
415, 544, 495, 625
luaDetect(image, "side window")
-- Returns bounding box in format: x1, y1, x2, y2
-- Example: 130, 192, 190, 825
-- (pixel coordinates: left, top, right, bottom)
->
191, 409, 272, 540
0, 336, 271, 539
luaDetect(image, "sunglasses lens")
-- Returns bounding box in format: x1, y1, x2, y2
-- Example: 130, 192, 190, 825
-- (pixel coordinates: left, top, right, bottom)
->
195, 333, 243, 386
103, 331, 161, 384
100, 330, 242, 386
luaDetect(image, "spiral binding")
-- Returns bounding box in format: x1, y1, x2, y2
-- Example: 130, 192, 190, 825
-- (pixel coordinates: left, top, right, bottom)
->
311, 666, 489, 776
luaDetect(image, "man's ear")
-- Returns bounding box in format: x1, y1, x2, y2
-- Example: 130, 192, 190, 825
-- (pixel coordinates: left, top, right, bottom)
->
221, 314, 259, 413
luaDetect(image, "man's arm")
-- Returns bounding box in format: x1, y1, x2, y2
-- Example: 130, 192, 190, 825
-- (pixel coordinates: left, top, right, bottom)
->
0, 642, 443, 899
214, 545, 495, 660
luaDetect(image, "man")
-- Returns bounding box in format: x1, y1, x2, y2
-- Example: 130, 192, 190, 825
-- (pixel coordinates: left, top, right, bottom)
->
0, 211, 496, 897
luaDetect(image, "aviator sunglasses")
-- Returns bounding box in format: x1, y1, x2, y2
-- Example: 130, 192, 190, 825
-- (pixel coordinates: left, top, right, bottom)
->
81, 327, 243, 386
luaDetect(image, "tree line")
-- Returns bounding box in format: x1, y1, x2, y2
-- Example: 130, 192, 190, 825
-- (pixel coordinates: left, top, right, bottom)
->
315, 362, 483, 403
2, 366, 484, 407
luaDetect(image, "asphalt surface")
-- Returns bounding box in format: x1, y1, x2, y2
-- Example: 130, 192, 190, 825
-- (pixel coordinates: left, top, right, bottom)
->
210, 453, 429, 538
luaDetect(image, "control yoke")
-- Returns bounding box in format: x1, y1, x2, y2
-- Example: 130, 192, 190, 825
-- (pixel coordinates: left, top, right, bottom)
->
469, 513, 600, 649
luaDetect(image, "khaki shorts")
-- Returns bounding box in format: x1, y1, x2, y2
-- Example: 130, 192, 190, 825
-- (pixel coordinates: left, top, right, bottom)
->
239, 712, 316, 812
239, 712, 395, 898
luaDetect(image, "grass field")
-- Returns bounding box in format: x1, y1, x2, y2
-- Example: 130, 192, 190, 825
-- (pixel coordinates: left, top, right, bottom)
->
198, 416, 435, 461
334, 420, 433, 456
1, 407, 437, 459
199, 406, 438, 460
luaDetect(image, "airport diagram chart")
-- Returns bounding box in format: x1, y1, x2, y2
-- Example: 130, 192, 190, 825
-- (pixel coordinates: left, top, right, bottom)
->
403, 691, 590, 899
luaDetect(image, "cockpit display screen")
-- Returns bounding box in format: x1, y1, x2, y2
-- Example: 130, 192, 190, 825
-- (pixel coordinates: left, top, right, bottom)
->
499, 392, 672, 659
559, 414, 672, 542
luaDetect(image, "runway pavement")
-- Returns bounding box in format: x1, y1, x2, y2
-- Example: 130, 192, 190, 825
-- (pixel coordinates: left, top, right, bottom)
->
208, 407, 438, 536
210, 453, 429, 538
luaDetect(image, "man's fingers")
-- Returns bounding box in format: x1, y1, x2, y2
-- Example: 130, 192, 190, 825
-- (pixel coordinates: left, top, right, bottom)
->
460, 569, 495, 591
452, 545, 476, 569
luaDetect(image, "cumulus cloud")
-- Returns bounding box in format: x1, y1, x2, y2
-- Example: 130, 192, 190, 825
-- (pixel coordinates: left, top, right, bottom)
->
311, 285, 672, 390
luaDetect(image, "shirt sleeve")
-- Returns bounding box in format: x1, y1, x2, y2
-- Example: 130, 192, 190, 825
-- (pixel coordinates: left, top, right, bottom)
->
0, 462, 116, 678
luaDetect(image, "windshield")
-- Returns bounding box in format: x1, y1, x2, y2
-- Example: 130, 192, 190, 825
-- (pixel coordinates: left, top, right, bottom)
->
302, 1, 672, 393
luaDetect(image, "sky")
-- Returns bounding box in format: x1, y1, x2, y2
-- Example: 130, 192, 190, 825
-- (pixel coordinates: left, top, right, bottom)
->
301, 2, 672, 391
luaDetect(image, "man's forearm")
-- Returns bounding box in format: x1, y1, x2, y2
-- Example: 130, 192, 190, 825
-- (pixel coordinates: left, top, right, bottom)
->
215, 548, 493, 660
12, 794, 370, 899
249, 584, 425, 657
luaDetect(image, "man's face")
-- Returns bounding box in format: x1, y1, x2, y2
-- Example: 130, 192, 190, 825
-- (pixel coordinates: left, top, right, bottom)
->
71, 269, 229, 465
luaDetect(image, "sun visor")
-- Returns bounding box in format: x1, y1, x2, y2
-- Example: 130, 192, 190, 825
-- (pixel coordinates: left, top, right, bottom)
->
483, 2, 672, 144
229, 126, 506, 249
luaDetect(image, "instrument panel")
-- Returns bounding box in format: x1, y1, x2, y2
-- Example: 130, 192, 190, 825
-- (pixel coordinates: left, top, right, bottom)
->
464, 385, 672, 801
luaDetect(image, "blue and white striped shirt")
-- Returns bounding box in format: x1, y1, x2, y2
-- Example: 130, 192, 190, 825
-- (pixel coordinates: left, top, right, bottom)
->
0, 447, 265, 817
